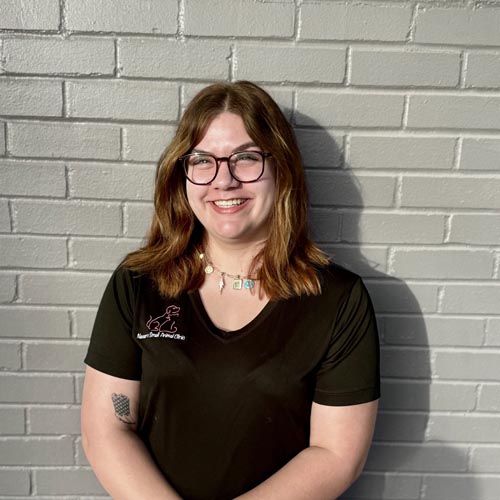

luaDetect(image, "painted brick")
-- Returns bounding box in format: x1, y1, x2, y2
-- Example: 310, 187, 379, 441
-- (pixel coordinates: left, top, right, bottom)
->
0, 200, 11, 232
35, 469, 106, 495
68, 163, 155, 200
391, 249, 495, 279
460, 138, 500, 171
0, 341, 21, 369
381, 347, 431, 378
25, 342, 88, 371
0, 79, 62, 117
67, 80, 178, 121
470, 446, 500, 472
478, 384, 500, 411
401, 176, 500, 209
0, 408, 25, 434
0, 275, 16, 303
29, 406, 81, 434
383, 316, 484, 347
466, 52, 500, 88
75, 437, 89, 465
344, 472, 421, 500
373, 413, 428, 443
119, 39, 230, 80
235, 44, 345, 84
75, 374, 85, 403
366, 443, 468, 472
324, 245, 388, 278
423, 475, 500, 500
0, 235, 67, 268
351, 49, 460, 87
123, 125, 175, 162
0, 470, 30, 496
295, 130, 344, 169
343, 213, 445, 244
0, 307, 70, 338
70, 237, 140, 270
300, 3, 411, 42
185, 0, 294, 37
408, 95, 500, 130
349, 136, 455, 170
307, 172, 396, 207
366, 282, 439, 314
0, 437, 74, 465
9, 121, 121, 160
486, 319, 500, 347
13, 200, 121, 236
19, 272, 110, 306
415, 7, 500, 46
434, 351, 500, 381
123, 202, 154, 237
449, 214, 500, 245
0, 160, 66, 197
380, 380, 476, 411
442, 284, 500, 314
0, 125, 5, 155
1, 0, 59, 30
73, 309, 97, 339
3, 37, 115, 75
428, 414, 500, 443
0, 374, 74, 403
309, 209, 341, 242
296, 91, 404, 128
66, 0, 177, 34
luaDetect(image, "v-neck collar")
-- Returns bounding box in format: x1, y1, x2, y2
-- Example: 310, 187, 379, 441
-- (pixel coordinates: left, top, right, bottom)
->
188, 290, 278, 344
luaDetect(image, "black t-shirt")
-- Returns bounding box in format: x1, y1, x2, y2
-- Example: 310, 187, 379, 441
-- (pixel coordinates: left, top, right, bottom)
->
85, 262, 380, 500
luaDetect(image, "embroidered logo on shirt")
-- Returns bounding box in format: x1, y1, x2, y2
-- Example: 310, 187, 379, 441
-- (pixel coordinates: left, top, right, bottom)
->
137, 305, 185, 341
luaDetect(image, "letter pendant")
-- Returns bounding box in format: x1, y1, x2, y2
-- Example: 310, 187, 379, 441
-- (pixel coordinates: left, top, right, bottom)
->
233, 277, 242, 290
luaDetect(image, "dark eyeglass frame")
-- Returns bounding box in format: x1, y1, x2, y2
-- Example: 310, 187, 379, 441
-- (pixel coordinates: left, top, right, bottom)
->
179, 151, 272, 185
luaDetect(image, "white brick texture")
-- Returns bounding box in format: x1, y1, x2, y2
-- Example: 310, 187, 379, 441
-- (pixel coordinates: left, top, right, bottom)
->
1, 1, 500, 498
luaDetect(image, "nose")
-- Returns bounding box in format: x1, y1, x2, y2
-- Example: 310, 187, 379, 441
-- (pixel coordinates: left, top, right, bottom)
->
213, 159, 239, 188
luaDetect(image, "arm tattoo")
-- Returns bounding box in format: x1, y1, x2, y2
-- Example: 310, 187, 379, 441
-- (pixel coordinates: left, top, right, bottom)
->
111, 393, 136, 425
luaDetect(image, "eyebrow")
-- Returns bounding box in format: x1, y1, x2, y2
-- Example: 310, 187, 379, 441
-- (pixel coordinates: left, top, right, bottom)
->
192, 141, 259, 155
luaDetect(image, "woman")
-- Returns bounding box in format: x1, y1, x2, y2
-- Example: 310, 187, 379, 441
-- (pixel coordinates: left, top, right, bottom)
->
81, 81, 380, 500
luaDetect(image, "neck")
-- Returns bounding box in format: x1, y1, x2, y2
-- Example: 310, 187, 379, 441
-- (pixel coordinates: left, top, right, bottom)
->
203, 238, 265, 276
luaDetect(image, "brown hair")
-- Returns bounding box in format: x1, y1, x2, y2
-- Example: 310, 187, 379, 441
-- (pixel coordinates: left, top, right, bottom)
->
123, 81, 329, 299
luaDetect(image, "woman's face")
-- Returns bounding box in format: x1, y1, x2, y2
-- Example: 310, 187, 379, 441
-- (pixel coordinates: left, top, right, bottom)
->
186, 112, 275, 247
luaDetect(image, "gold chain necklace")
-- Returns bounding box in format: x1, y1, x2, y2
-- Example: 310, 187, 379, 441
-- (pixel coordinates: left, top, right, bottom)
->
199, 253, 259, 294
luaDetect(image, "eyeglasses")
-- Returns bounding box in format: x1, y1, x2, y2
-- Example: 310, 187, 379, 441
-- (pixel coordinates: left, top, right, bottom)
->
179, 150, 272, 185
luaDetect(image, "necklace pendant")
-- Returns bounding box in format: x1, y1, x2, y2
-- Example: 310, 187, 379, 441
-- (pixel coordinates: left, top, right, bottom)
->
243, 279, 255, 289
232, 277, 242, 290
218, 273, 225, 294
204, 264, 214, 274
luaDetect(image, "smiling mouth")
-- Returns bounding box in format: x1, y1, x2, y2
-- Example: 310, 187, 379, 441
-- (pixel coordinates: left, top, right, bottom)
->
213, 199, 246, 208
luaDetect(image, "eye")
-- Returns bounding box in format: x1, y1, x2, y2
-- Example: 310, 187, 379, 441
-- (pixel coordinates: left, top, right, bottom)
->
234, 151, 261, 162
189, 155, 215, 167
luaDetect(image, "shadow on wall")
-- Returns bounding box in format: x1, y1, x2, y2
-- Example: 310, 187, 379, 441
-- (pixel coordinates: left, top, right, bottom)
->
293, 112, 477, 500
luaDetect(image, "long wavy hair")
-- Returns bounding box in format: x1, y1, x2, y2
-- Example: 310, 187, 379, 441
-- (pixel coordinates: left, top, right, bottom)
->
123, 81, 329, 299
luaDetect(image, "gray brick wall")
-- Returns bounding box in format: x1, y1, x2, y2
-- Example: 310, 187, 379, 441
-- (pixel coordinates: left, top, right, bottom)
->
1, 1, 498, 498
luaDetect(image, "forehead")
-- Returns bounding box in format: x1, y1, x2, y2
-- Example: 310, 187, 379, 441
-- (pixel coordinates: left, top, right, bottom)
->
194, 112, 252, 148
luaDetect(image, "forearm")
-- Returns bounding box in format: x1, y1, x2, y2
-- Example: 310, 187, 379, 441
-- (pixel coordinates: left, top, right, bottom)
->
83, 428, 182, 500
234, 445, 361, 500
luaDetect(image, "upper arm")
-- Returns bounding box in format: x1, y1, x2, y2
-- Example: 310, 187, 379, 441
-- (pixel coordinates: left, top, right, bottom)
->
309, 400, 378, 477
81, 365, 141, 439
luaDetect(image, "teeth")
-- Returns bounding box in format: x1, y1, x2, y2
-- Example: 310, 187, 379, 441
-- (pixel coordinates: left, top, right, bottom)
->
214, 199, 245, 207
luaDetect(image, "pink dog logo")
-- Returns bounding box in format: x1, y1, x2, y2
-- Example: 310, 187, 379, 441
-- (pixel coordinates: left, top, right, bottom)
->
146, 305, 181, 334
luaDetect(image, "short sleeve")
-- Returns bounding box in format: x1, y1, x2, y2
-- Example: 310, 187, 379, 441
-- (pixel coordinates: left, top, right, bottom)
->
84, 266, 142, 380
314, 278, 380, 406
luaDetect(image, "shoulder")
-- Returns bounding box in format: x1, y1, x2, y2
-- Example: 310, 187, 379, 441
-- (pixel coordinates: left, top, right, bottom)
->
317, 261, 364, 294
